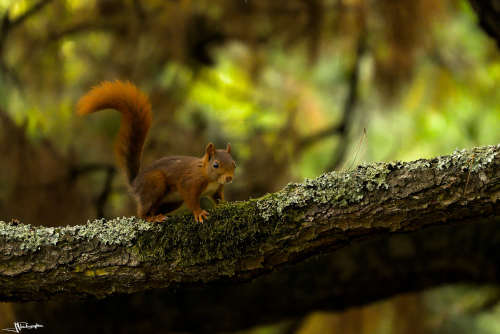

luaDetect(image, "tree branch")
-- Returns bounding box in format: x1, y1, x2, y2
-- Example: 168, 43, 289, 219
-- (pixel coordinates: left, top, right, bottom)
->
0, 145, 498, 308
467, 0, 500, 47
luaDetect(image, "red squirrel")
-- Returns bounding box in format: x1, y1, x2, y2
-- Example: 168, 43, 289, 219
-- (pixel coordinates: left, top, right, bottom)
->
77, 80, 235, 223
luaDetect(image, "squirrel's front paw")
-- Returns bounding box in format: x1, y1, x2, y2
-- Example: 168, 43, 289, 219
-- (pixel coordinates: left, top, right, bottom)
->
194, 209, 209, 223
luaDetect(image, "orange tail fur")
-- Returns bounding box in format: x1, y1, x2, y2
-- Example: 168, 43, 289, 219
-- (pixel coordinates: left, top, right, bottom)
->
77, 81, 152, 183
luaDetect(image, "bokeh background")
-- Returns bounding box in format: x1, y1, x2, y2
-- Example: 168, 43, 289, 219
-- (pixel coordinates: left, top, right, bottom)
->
0, 0, 499, 333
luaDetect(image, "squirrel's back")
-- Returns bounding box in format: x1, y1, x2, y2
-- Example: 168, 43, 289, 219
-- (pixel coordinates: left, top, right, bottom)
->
77, 81, 152, 183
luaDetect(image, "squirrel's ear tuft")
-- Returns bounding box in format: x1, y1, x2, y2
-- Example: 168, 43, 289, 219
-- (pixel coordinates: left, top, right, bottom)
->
226, 143, 231, 154
205, 142, 216, 158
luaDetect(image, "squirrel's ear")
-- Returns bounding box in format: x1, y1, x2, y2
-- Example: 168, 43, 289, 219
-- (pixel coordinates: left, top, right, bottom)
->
205, 142, 216, 158
226, 143, 231, 154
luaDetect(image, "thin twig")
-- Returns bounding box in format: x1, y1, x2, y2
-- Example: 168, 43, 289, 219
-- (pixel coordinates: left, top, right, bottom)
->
344, 127, 366, 171
326, 32, 366, 170
9, 0, 53, 30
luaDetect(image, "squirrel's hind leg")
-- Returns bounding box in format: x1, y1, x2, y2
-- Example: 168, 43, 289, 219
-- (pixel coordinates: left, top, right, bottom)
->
133, 170, 168, 219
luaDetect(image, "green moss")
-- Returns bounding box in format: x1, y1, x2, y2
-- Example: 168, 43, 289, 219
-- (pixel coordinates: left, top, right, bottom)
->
130, 200, 269, 271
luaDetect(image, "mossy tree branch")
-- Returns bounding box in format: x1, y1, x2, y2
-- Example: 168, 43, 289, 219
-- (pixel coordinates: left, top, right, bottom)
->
0, 145, 499, 304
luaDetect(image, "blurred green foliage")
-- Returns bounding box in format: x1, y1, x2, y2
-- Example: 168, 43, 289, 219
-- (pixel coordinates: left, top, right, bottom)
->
3, 0, 497, 179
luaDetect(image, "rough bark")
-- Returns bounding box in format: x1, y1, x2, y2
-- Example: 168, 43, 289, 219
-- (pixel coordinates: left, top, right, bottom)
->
468, 0, 500, 47
0, 144, 498, 305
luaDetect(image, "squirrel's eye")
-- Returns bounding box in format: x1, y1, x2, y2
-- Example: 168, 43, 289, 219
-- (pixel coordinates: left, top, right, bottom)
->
213, 161, 219, 168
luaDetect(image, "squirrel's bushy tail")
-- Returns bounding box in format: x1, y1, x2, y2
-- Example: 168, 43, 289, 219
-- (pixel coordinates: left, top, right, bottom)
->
77, 80, 152, 183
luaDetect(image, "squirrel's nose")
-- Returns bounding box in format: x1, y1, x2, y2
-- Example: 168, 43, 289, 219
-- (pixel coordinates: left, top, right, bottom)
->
225, 176, 233, 183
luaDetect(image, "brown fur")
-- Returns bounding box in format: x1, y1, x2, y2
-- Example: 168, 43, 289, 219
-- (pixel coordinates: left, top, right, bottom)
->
78, 81, 235, 222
